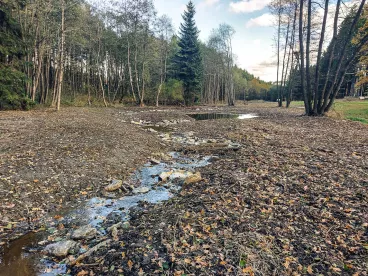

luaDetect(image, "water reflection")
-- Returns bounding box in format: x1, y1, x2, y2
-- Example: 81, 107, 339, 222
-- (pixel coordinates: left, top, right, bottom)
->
188, 113, 258, 120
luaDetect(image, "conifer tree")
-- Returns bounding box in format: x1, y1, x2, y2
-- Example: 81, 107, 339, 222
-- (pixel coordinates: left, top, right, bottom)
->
0, 2, 31, 110
174, 1, 202, 105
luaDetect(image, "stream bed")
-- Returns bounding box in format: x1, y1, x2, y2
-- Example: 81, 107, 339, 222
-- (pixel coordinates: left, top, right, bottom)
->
0, 112, 257, 275
0, 152, 212, 276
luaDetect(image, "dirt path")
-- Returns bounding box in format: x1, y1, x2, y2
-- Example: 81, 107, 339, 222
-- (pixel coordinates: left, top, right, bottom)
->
1, 105, 367, 275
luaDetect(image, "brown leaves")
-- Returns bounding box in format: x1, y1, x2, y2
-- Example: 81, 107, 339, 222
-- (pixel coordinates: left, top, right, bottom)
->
127, 260, 133, 270
242, 267, 254, 276
76, 270, 88, 276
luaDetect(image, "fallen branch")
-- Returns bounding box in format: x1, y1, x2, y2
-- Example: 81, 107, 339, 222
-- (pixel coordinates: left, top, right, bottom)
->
68, 239, 112, 266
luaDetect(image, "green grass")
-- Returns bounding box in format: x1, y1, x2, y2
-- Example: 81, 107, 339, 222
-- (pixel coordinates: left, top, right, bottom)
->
290, 99, 368, 124
332, 101, 368, 124
289, 101, 305, 107
347, 117, 368, 124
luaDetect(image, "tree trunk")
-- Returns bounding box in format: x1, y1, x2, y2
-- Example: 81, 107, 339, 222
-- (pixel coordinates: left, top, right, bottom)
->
277, 0, 282, 107
321, 0, 366, 114
318, 0, 341, 113
299, 0, 309, 115
312, 0, 329, 114
56, 0, 65, 111
305, 0, 313, 114
280, 17, 291, 106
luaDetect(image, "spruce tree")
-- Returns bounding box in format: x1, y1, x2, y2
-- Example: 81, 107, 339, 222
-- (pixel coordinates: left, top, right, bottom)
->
174, 1, 202, 105
0, 2, 31, 110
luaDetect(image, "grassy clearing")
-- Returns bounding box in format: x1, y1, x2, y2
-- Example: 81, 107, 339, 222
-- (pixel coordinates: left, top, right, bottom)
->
290, 99, 368, 124
330, 100, 368, 124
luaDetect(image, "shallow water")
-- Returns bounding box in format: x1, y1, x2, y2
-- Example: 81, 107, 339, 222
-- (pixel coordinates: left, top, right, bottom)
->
0, 233, 40, 276
188, 113, 258, 120
0, 152, 211, 275
142, 125, 172, 132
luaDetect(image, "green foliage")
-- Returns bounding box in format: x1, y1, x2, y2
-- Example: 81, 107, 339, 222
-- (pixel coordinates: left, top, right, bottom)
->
332, 100, 368, 124
232, 66, 272, 101
0, 66, 33, 110
173, 1, 202, 105
233, 66, 248, 100
348, 117, 368, 124
0, 3, 33, 110
162, 79, 184, 104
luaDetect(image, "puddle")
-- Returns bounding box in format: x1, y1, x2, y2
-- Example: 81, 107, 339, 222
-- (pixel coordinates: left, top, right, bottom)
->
188, 113, 258, 120
0, 232, 43, 276
0, 152, 211, 275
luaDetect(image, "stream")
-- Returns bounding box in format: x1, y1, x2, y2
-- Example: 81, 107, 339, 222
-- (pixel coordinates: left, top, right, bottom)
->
0, 152, 212, 276
0, 112, 257, 275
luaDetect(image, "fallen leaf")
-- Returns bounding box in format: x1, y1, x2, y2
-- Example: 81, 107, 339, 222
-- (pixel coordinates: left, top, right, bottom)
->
128, 260, 133, 270
77, 270, 88, 276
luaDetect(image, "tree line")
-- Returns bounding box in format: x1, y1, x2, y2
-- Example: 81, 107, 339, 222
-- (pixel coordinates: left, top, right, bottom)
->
270, 0, 367, 115
0, 0, 272, 110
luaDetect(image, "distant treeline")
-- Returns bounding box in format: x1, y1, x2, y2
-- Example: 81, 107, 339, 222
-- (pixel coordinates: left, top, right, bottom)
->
0, 0, 274, 110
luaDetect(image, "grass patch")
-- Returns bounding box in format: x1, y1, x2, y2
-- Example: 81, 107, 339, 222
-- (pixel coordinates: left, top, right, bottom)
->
332, 100, 368, 124
289, 99, 368, 124
289, 101, 305, 107
346, 117, 368, 124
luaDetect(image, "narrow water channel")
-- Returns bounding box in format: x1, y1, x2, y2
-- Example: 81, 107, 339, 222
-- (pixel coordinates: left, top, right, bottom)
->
0, 113, 258, 275
0, 152, 212, 275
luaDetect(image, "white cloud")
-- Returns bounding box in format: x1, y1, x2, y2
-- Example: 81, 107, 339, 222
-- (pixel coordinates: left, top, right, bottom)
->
203, 0, 220, 6
246, 13, 274, 28
198, 0, 220, 9
253, 39, 261, 45
229, 0, 271, 13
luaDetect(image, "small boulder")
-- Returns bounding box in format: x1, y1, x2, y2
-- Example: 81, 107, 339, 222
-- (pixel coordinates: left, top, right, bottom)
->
170, 170, 193, 180
71, 225, 97, 240
132, 186, 150, 194
184, 172, 202, 185
44, 240, 79, 257
105, 180, 123, 192
159, 171, 173, 181
150, 158, 161, 165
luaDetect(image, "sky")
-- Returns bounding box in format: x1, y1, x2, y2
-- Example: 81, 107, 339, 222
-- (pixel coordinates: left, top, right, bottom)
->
154, 0, 277, 82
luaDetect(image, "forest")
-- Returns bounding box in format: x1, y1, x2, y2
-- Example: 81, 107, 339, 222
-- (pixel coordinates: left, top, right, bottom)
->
0, 1, 367, 276
0, 0, 273, 111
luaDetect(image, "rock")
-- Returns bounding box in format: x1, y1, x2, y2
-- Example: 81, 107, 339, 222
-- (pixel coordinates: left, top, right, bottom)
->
71, 225, 98, 240
187, 139, 196, 144
184, 172, 202, 185
104, 192, 117, 198
147, 128, 157, 133
44, 240, 80, 257
132, 186, 150, 194
150, 158, 161, 165
160, 170, 195, 182
105, 179, 123, 192
107, 222, 122, 233
159, 171, 173, 181
159, 153, 172, 160
170, 170, 193, 180
122, 221, 130, 229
